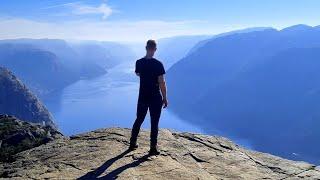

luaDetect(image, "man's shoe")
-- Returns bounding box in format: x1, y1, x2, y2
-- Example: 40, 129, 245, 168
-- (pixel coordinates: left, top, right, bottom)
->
149, 147, 160, 156
128, 143, 138, 151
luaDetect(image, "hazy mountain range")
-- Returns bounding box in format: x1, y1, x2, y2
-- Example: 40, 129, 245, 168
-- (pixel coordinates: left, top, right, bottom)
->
155, 28, 270, 69
0, 39, 135, 97
167, 24, 320, 164
69, 40, 136, 69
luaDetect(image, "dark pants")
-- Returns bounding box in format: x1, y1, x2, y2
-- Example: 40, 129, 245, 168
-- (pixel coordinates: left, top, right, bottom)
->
130, 94, 163, 148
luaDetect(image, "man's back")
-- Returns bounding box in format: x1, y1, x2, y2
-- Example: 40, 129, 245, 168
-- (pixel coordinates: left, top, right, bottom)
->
135, 57, 165, 101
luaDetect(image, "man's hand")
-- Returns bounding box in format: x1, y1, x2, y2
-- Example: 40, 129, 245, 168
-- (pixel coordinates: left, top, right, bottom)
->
158, 74, 168, 108
162, 98, 168, 108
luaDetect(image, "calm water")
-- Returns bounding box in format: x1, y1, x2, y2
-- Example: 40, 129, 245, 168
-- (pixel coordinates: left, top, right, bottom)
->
44, 61, 203, 136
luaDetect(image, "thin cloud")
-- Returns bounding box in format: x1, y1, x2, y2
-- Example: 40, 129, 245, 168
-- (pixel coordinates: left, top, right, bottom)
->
41, 2, 81, 10
43, 1, 114, 20
70, 3, 113, 20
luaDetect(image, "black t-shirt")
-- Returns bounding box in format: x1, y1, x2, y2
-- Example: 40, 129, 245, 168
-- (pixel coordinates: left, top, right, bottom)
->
135, 57, 166, 101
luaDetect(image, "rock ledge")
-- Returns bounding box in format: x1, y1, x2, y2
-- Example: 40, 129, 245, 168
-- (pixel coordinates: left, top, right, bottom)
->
1, 128, 320, 179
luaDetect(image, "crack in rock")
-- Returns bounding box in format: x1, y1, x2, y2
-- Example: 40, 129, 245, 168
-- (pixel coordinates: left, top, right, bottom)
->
217, 142, 233, 151
187, 152, 208, 163
280, 166, 317, 180
240, 150, 289, 176
60, 162, 82, 171
106, 132, 126, 137
174, 133, 225, 153
136, 167, 180, 177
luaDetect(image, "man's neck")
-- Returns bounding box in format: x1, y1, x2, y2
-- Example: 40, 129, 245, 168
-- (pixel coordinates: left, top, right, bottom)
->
145, 54, 153, 59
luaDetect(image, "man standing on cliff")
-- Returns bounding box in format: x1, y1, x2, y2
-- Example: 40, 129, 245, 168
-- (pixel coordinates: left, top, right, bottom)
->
129, 40, 168, 155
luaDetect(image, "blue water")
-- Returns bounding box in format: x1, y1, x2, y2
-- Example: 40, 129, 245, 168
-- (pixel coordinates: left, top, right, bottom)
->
44, 61, 203, 136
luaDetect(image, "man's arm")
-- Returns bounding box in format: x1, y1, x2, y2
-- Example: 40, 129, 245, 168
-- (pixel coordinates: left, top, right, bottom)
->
158, 75, 168, 108
135, 60, 140, 76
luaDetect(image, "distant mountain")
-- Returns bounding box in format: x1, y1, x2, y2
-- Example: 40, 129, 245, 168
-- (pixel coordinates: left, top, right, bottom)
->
3, 39, 77, 61
0, 67, 56, 128
0, 43, 77, 95
0, 39, 134, 96
187, 27, 272, 56
155, 27, 271, 70
196, 48, 320, 164
69, 40, 136, 69
156, 35, 211, 68
168, 25, 320, 110
167, 24, 320, 164
0, 39, 107, 79
167, 28, 279, 111
280, 24, 314, 33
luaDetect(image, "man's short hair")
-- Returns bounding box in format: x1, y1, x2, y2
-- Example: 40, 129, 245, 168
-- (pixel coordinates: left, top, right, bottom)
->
146, 39, 157, 49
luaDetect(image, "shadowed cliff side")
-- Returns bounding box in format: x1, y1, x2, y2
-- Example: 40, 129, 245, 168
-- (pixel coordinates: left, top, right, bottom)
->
0, 66, 56, 128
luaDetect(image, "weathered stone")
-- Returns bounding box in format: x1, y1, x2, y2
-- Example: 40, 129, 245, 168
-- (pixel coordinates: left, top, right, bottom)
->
1, 127, 319, 179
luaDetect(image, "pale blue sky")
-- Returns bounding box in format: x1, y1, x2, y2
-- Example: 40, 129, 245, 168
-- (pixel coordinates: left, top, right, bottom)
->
0, 0, 319, 42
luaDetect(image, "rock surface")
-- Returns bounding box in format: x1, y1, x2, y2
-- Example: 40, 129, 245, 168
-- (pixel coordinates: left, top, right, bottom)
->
1, 128, 319, 179
0, 67, 56, 128
0, 115, 63, 162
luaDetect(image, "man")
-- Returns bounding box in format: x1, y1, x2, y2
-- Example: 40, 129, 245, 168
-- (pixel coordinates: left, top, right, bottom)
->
129, 39, 168, 156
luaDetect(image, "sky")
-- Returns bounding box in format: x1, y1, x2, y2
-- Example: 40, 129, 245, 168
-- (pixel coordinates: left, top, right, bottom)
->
0, 0, 319, 42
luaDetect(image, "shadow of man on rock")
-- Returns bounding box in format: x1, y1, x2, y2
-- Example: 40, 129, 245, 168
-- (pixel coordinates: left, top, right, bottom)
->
78, 149, 151, 180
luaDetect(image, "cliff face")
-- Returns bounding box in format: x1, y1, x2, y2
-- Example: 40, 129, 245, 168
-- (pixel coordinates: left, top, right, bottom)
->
0, 67, 55, 128
1, 127, 319, 179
